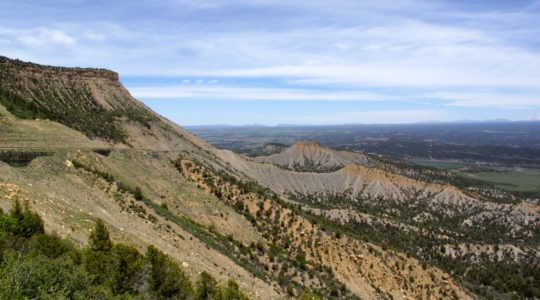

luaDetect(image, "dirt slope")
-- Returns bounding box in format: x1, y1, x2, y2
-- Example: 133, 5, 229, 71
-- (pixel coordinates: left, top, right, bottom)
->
0, 151, 278, 299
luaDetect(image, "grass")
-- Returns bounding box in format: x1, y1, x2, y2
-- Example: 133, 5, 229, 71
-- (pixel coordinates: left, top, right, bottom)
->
460, 169, 540, 192
412, 159, 465, 170
413, 159, 540, 192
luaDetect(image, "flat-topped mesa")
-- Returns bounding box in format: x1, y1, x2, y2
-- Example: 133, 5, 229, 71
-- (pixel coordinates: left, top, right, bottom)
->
292, 140, 325, 150
0, 55, 207, 148
0, 55, 119, 81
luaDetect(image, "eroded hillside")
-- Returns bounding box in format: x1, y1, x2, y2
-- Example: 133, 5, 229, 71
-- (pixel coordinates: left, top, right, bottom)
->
1, 56, 538, 299
234, 141, 540, 298
0, 150, 279, 298
176, 158, 473, 299
254, 140, 373, 172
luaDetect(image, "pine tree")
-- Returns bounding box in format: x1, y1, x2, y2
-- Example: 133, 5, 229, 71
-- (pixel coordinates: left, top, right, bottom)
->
89, 219, 112, 252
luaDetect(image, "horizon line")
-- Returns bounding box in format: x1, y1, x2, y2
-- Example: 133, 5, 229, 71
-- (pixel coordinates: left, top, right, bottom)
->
183, 119, 540, 128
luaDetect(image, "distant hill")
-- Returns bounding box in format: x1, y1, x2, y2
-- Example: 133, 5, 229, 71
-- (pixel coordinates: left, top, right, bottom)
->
254, 140, 373, 172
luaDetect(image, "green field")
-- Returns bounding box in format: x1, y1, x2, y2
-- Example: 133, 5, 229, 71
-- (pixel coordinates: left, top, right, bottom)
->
413, 159, 540, 192
460, 169, 540, 192
412, 159, 466, 170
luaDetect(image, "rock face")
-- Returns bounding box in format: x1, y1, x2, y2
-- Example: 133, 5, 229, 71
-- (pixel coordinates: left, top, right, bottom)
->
0, 56, 119, 81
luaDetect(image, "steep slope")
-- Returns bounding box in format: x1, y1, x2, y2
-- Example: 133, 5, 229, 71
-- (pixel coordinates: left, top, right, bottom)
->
218, 146, 540, 298
254, 140, 373, 172
0, 56, 213, 152
177, 158, 473, 300
3, 56, 534, 298
0, 150, 279, 298
0, 114, 108, 150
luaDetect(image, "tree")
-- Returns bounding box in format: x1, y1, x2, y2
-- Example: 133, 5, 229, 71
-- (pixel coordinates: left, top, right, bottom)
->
89, 218, 112, 252
217, 279, 249, 300
85, 219, 114, 285
8, 200, 44, 237
32, 233, 73, 259
297, 288, 323, 300
111, 243, 143, 295
0, 251, 91, 299
146, 245, 192, 298
9, 199, 24, 220
195, 271, 217, 299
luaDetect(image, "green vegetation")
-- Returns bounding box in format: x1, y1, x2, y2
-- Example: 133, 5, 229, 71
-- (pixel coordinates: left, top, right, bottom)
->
289, 192, 540, 299
180, 160, 359, 299
72, 158, 269, 284
459, 168, 540, 192
0, 200, 250, 299
0, 84, 156, 143
412, 159, 465, 170
413, 159, 540, 192
0, 87, 127, 142
0, 56, 163, 143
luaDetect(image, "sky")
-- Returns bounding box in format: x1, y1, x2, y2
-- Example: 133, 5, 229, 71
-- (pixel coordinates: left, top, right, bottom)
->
1, 0, 540, 126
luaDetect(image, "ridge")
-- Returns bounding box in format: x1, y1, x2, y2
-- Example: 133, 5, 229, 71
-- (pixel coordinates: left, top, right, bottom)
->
0, 55, 119, 81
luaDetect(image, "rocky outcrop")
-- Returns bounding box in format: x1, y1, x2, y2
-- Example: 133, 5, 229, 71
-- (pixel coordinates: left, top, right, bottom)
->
0, 55, 119, 81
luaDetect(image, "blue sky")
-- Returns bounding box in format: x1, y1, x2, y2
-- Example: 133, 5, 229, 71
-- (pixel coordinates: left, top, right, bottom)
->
1, 0, 539, 125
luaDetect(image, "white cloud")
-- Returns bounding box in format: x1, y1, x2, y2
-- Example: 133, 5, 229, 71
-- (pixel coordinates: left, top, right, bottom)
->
129, 85, 399, 102
129, 84, 540, 108
102, 20, 540, 90
18, 28, 76, 46
425, 91, 540, 108
2, 0, 540, 116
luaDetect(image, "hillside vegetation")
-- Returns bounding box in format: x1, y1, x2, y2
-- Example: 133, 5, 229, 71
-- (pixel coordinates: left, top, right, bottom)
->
1, 55, 538, 299
0, 201, 250, 299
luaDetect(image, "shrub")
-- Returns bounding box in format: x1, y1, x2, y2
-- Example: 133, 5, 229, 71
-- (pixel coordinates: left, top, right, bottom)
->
0, 201, 253, 299
146, 245, 193, 298
195, 271, 218, 299
0, 251, 91, 299
134, 187, 143, 201
9, 200, 44, 237
31, 232, 74, 259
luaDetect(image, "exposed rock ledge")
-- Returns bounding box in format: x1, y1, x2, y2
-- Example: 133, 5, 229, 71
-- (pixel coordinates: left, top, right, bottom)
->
0, 55, 119, 81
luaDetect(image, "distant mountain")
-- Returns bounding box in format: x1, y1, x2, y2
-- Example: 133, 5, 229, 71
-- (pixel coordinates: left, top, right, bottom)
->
186, 124, 269, 129
188, 119, 532, 128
